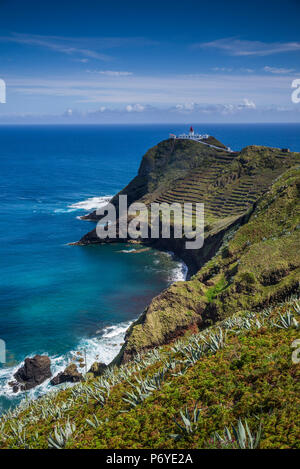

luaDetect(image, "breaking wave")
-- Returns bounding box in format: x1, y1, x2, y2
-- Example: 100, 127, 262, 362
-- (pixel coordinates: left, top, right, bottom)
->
68, 196, 112, 212
0, 320, 131, 413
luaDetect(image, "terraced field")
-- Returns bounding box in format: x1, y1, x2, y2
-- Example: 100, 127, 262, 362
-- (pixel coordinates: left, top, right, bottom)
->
153, 142, 299, 222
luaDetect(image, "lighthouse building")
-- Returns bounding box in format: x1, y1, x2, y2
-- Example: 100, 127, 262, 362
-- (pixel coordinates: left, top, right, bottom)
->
170, 127, 209, 140
169, 127, 233, 153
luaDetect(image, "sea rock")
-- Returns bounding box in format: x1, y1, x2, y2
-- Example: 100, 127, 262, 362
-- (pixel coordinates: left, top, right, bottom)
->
12, 355, 52, 391
8, 381, 20, 393
87, 361, 107, 377
50, 363, 83, 386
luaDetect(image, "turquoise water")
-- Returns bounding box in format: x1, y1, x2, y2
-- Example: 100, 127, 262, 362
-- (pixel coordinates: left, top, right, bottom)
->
0, 123, 299, 413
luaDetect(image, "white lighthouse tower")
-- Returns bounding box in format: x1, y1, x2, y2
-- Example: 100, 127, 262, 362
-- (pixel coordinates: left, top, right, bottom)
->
189, 126, 194, 137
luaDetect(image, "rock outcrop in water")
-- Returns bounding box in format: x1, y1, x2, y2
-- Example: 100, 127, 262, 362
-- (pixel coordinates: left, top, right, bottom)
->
50, 363, 83, 386
87, 361, 107, 378
10, 355, 52, 392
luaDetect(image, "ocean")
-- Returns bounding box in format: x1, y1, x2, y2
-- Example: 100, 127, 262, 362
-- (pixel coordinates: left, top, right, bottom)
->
0, 123, 299, 413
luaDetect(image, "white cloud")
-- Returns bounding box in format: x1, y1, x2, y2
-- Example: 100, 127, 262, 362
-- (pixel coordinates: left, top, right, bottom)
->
172, 99, 256, 115
87, 70, 133, 76
241, 98, 256, 109
0, 33, 111, 61
125, 104, 145, 112
195, 38, 300, 56
74, 58, 89, 63
8, 72, 292, 109
212, 67, 233, 72
263, 66, 295, 74
0, 33, 159, 61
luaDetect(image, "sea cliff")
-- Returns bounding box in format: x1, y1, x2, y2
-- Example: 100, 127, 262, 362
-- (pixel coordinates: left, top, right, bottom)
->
77, 138, 300, 364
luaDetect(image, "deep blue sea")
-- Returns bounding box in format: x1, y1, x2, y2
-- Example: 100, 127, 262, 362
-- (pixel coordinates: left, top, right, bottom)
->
0, 123, 300, 413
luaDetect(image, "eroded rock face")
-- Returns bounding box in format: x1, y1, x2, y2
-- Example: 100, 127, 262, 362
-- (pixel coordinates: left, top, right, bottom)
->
12, 355, 52, 391
50, 363, 83, 386
87, 361, 107, 378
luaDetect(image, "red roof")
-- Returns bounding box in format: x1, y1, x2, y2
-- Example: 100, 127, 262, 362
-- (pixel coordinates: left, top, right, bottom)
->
190, 126, 194, 132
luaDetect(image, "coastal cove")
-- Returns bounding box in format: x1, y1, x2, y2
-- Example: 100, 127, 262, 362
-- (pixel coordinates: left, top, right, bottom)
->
0, 123, 300, 413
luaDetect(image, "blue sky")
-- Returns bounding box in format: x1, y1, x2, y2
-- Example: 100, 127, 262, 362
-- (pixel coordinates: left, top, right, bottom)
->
0, 0, 300, 123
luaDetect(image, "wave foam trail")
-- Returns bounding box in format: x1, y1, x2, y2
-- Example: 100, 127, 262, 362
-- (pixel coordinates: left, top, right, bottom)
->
171, 261, 188, 282
69, 196, 112, 212
161, 251, 188, 282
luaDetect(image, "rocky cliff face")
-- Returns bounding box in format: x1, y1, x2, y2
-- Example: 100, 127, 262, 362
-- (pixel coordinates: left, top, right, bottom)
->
76, 138, 300, 364
113, 166, 300, 363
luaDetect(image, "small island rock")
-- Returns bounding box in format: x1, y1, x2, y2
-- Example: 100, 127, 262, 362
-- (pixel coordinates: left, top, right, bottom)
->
50, 363, 83, 386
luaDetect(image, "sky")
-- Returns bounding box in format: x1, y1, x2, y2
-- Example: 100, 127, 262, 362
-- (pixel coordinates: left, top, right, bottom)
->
0, 0, 300, 123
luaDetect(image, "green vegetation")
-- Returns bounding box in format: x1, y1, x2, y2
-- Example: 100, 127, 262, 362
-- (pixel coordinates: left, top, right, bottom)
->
4, 139, 299, 449
116, 166, 300, 360
205, 275, 228, 302
1, 296, 299, 449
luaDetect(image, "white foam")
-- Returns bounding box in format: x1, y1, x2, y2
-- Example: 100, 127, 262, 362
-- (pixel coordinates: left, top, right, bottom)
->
163, 251, 189, 282
0, 320, 132, 410
54, 207, 77, 214
68, 196, 112, 212
170, 260, 189, 282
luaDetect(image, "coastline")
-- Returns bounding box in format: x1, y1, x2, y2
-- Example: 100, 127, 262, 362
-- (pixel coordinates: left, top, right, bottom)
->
0, 243, 188, 414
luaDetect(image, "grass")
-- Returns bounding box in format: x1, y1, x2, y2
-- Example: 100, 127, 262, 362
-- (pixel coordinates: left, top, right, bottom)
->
205, 276, 228, 302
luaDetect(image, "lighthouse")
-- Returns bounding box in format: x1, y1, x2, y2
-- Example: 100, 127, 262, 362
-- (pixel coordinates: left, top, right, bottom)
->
189, 126, 194, 137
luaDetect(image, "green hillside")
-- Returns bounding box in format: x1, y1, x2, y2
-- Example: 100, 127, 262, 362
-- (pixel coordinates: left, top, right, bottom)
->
1, 295, 299, 449
114, 166, 300, 362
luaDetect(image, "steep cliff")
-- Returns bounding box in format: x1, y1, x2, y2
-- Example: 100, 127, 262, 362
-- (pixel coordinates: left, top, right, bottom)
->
114, 166, 300, 363
76, 138, 300, 363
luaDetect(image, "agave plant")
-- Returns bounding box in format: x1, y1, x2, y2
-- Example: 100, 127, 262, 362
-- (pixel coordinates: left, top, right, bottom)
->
8, 421, 27, 447
261, 306, 273, 318
85, 414, 109, 430
122, 389, 148, 408
206, 328, 226, 353
171, 341, 185, 353
292, 300, 300, 315
214, 418, 262, 449
84, 386, 106, 406
48, 420, 76, 449
171, 366, 188, 377
0, 422, 9, 442
170, 404, 201, 440
274, 312, 298, 329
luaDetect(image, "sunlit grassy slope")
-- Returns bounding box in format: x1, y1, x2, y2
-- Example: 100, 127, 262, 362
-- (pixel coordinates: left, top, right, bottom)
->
1, 295, 299, 449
